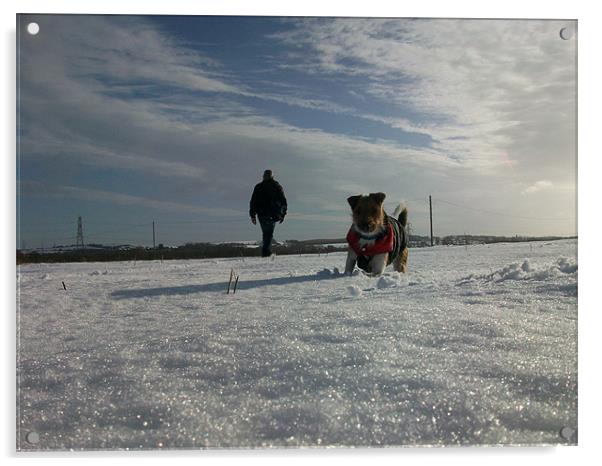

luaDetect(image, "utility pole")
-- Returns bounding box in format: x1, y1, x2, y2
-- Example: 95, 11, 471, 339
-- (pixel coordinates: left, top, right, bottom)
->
152, 221, 156, 249
429, 195, 434, 246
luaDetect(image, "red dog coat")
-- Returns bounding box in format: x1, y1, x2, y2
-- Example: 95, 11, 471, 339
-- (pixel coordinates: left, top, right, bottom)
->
346, 223, 394, 257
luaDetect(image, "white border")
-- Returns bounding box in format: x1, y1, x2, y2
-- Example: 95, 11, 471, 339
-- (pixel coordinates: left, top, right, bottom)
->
4, 0, 585, 18
3, 1, 600, 465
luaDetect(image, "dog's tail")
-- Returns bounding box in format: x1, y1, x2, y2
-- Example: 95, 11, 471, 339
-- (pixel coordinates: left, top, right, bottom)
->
393, 202, 408, 228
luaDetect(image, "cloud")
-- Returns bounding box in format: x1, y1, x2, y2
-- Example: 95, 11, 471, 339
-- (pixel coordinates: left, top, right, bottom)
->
19, 15, 462, 214
17, 16, 577, 241
19, 181, 245, 217
19, 16, 444, 189
49, 16, 242, 95
271, 18, 576, 177
522, 180, 553, 195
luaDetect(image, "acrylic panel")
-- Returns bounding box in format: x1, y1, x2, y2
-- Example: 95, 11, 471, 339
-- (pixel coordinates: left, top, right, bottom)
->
16, 15, 577, 450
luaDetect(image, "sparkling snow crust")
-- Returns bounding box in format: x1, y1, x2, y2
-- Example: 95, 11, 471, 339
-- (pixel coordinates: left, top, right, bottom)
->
17, 240, 577, 449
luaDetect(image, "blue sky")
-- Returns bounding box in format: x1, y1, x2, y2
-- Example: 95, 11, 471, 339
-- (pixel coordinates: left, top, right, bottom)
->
17, 15, 577, 247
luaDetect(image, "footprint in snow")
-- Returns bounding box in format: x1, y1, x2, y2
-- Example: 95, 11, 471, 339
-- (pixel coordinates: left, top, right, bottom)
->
376, 275, 399, 289
316, 267, 342, 278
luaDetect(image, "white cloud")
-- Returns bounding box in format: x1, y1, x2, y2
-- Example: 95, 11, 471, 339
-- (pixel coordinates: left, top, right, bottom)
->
21, 16, 439, 186
19, 16, 462, 205
272, 18, 576, 178
522, 180, 553, 194
18, 16, 577, 239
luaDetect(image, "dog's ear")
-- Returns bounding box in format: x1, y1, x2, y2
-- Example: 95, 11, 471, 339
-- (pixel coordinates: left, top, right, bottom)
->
369, 192, 386, 205
347, 195, 362, 210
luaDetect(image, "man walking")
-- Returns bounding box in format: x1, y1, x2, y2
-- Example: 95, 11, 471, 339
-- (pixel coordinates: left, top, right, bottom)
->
249, 170, 288, 257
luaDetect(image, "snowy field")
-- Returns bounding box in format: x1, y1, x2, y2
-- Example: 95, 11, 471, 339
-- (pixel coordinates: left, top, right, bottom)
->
17, 239, 577, 450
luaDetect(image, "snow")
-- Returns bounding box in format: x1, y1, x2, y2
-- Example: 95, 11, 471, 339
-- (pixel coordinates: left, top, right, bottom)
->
459, 257, 577, 284
347, 285, 363, 297
17, 239, 577, 450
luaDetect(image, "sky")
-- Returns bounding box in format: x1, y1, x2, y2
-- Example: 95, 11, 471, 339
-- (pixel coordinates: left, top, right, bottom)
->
17, 15, 577, 247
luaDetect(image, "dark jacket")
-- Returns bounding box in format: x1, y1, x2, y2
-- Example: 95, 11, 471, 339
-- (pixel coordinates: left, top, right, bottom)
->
249, 179, 288, 220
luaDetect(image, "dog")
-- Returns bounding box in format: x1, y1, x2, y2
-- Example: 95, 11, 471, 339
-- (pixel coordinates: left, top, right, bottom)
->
344, 192, 409, 276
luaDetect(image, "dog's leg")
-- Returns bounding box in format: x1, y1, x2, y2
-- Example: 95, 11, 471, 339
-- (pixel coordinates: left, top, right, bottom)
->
345, 248, 357, 275
393, 254, 402, 273
397, 248, 408, 273
370, 253, 388, 276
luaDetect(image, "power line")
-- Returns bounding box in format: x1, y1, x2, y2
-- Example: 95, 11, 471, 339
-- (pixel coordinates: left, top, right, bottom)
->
22, 195, 570, 249
433, 198, 566, 221
158, 218, 246, 225
85, 223, 153, 237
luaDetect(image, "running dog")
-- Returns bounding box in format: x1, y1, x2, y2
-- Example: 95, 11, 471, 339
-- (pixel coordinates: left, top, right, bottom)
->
344, 192, 409, 276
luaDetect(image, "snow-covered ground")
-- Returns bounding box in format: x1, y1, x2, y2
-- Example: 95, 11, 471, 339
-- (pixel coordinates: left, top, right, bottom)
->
17, 239, 577, 450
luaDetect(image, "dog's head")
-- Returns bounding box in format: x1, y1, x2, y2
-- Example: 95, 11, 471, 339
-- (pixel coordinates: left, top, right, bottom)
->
347, 192, 386, 234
